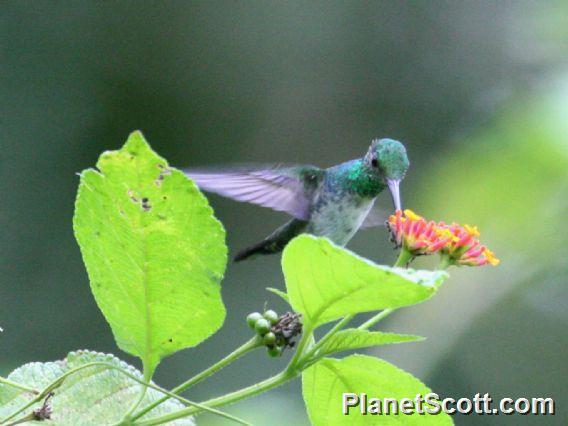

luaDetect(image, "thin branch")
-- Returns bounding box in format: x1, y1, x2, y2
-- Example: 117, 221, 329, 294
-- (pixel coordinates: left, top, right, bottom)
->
0, 377, 39, 395
131, 336, 261, 421
1, 362, 250, 426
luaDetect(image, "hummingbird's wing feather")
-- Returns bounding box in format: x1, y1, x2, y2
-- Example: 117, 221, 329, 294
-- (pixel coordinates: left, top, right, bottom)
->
360, 202, 389, 228
185, 165, 323, 220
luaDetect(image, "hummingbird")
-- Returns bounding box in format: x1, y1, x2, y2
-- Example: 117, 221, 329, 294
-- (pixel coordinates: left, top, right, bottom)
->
186, 138, 409, 261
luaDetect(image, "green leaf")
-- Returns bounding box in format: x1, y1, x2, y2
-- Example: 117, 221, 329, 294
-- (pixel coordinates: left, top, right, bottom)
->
302, 355, 452, 425
0, 351, 194, 425
266, 287, 290, 303
73, 131, 227, 374
282, 235, 447, 328
318, 329, 424, 357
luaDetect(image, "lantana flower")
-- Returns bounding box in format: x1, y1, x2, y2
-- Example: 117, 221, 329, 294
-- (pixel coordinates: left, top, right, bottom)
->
386, 210, 451, 255
387, 209, 499, 267
437, 222, 500, 267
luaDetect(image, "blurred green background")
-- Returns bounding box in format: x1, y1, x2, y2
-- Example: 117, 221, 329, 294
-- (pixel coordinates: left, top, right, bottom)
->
2, 1, 567, 424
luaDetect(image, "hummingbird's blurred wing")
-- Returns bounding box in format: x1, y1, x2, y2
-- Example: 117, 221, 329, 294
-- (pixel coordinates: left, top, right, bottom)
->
360, 202, 389, 228
185, 165, 324, 220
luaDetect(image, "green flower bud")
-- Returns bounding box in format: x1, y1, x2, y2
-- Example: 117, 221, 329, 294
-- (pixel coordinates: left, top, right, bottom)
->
267, 345, 282, 358
246, 312, 263, 329
254, 318, 271, 335
263, 309, 279, 325
263, 332, 276, 346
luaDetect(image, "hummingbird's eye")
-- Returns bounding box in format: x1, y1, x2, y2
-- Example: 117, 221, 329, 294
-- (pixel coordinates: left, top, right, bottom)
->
371, 158, 378, 168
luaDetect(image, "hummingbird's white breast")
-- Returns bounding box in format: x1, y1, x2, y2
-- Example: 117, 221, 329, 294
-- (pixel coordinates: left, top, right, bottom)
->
307, 192, 375, 246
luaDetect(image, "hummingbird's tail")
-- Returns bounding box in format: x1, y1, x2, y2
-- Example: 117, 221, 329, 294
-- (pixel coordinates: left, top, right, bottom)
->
233, 241, 276, 262
233, 219, 308, 262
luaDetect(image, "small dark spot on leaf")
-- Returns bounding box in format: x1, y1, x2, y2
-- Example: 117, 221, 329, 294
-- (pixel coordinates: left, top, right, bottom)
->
155, 166, 172, 187
168, 338, 173, 342
140, 196, 152, 211
128, 189, 138, 203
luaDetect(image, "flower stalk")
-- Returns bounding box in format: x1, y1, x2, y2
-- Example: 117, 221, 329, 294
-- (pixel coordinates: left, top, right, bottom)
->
0, 376, 39, 395
131, 336, 262, 421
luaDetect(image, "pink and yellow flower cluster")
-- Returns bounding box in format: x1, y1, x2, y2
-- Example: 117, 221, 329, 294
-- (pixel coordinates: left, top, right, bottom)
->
387, 210, 499, 267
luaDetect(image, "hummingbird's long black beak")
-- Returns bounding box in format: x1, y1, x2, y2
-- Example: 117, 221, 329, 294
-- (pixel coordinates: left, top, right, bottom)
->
387, 179, 402, 211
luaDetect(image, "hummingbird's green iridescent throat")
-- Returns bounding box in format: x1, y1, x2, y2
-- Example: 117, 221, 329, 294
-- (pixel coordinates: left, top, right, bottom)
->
186, 138, 409, 261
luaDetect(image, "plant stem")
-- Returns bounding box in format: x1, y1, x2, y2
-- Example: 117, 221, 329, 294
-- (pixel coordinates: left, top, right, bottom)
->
437, 255, 453, 270
135, 329, 314, 426
0, 379, 64, 424
0, 361, 248, 426
131, 336, 261, 421
172, 336, 260, 390
5, 412, 36, 426
287, 326, 312, 368
357, 308, 395, 330
135, 312, 362, 426
135, 371, 293, 426
0, 376, 39, 394
394, 248, 413, 268
301, 315, 353, 363
104, 366, 251, 425
119, 362, 153, 424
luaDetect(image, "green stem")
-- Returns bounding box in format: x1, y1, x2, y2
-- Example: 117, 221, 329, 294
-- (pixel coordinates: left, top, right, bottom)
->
0, 378, 65, 424
0, 376, 39, 395
135, 329, 314, 426
135, 371, 292, 426
301, 315, 353, 363
357, 308, 395, 330
1, 361, 248, 426
437, 255, 453, 270
106, 366, 250, 425
119, 362, 153, 424
131, 336, 261, 422
286, 325, 314, 373
394, 248, 413, 268
5, 412, 36, 426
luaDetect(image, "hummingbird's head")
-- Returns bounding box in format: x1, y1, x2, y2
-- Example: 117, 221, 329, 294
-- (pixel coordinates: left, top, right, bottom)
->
365, 138, 409, 211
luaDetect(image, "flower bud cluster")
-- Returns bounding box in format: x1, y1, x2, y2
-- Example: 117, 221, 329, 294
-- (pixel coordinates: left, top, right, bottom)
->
246, 310, 302, 357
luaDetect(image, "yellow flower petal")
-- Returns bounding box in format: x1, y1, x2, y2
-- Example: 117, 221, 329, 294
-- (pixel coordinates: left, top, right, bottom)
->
404, 209, 423, 221
484, 248, 500, 266
464, 224, 480, 237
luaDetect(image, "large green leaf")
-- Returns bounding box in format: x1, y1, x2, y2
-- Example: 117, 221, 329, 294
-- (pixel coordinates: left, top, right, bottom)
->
317, 329, 423, 357
302, 355, 452, 425
73, 131, 227, 373
282, 235, 447, 328
0, 351, 194, 425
